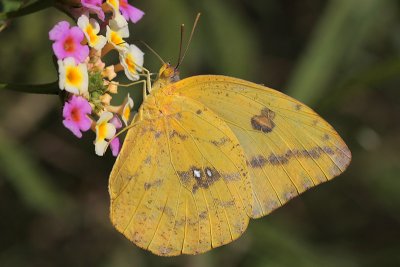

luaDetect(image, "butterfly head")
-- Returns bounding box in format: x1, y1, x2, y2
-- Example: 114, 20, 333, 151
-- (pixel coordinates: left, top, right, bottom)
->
152, 63, 180, 92
158, 63, 180, 81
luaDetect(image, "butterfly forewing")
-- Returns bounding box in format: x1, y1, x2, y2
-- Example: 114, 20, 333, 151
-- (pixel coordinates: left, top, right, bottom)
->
175, 75, 351, 218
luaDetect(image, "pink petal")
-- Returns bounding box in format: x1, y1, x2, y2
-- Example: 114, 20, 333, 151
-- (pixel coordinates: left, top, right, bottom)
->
76, 97, 92, 114
119, 0, 144, 23
52, 41, 68, 60
72, 44, 90, 63
110, 115, 123, 129
69, 26, 85, 43
62, 101, 73, 119
81, 0, 105, 21
63, 119, 83, 138
77, 115, 92, 132
49, 21, 70, 41
126, 5, 145, 23
110, 137, 120, 157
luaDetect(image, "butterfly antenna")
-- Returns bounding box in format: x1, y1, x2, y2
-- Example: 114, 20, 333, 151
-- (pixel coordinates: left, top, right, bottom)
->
176, 13, 201, 70
137, 40, 166, 65
176, 23, 185, 68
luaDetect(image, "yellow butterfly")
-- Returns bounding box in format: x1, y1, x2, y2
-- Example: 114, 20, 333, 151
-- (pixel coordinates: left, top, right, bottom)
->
108, 62, 351, 256
108, 15, 351, 256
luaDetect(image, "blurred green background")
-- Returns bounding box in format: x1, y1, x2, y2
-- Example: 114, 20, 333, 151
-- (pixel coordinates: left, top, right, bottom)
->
1, 0, 400, 266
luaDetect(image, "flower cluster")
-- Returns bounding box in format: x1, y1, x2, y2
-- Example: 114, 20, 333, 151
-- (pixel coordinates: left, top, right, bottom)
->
50, 0, 144, 156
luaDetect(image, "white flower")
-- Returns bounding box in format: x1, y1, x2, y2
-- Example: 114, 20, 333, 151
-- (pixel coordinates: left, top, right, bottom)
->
95, 111, 117, 156
77, 14, 107, 51
119, 44, 144, 81
110, 13, 128, 29
122, 93, 134, 126
58, 57, 88, 95
106, 22, 129, 50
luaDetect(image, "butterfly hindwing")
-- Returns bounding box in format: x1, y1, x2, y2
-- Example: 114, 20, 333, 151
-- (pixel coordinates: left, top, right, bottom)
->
175, 75, 351, 218
109, 94, 253, 256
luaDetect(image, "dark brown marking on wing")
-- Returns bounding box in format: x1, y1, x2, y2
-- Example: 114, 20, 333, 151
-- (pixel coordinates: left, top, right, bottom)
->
169, 129, 188, 141
251, 108, 276, 133
144, 179, 163, 190
210, 137, 229, 147
249, 146, 336, 168
177, 166, 222, 194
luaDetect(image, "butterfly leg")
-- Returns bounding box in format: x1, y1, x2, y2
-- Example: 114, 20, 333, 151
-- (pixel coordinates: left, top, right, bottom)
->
141, 66, 153, 93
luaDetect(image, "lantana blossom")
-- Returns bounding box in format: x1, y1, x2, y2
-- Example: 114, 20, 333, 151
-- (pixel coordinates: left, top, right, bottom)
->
121, 93, 134, 126
95, 111, 117, 156
81, 0, 105, 21
119, 44, 144, 81
77, 14, 107, 51
49, 21, 89, 63
62, 95, 92, 138
49, 0, 145, 157
119, 0, 144, 23
58, 57, 89, 95
106, 22, 129, 50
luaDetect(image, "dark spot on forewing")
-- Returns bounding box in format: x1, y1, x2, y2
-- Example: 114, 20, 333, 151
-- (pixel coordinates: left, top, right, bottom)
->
199, 211, 208, 220
251, 108, 276, 133
144, 179, 163, 190
295, 104, 302, 111
154, 131, 162, 139
196, 109, 202, 115
144, 156, 152, 164
210, 137, 229, 147
249, 146, 336, 168
214, 199, 235, 207
169, 129, 188, 140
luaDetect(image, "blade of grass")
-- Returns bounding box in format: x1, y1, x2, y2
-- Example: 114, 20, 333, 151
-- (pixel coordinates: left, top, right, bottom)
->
0, 129, 72, 215
287, 0, 394, 105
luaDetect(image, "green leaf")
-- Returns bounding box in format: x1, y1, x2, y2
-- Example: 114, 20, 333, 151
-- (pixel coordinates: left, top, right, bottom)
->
0, 81, 59, 95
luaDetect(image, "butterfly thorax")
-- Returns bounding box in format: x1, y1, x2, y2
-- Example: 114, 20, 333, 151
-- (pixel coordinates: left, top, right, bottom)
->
151, 63, 180, 93
140, 64, 182, 120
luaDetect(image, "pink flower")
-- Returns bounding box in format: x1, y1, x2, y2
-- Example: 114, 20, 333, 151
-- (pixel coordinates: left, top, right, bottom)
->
109, 115, 122, 156
81, 0, 105, 21
49, 21, 89, 63
62, 95, 92, 138
119, 0, 144, 23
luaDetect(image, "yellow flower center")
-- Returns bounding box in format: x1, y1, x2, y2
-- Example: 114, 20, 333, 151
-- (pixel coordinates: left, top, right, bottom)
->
125, 54, 137, 74
123, 106, 131, 121
66, 66, 83, 86
86, 25, 98, 45
110, 31, 123, 46
98, 122, 108, 141
108, 0, 119, 9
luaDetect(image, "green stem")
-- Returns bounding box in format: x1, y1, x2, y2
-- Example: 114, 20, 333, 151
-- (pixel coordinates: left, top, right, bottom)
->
0, 81, 59, 95
0, 0, 55, 20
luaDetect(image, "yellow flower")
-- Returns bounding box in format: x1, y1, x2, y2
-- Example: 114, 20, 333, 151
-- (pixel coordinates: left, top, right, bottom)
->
77, 14, 107, 51
58, 57, 88, 95
121, 93, 134, 125
119, 44, 144, 81
95, 111, 116, 156
106, 22, 129, 50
